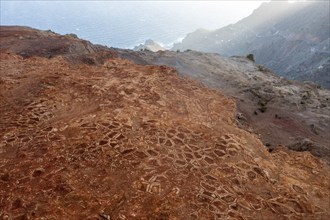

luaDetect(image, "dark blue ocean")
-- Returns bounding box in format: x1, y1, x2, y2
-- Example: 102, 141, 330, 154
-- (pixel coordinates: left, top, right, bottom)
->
0, 1, 261, 49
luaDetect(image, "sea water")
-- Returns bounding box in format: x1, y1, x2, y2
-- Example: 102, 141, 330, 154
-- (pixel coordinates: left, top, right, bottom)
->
0, 1, 262, 49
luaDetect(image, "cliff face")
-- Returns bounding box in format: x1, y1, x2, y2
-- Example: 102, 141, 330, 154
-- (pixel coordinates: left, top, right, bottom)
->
1, 26, 330, 219
172, 1, 330, 89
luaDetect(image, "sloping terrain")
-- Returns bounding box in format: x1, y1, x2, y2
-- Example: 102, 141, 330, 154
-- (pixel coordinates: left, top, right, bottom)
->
0, 26, 116, 65
1, 27, 330, 220
118, 49, 330, 163
172, 1, 330, 88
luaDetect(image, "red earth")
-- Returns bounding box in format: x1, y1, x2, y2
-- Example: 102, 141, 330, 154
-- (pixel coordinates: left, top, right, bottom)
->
0, 26, 329, 220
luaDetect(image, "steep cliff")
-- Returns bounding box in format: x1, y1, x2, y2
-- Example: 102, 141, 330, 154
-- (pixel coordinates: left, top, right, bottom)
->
172, 1, 330, 88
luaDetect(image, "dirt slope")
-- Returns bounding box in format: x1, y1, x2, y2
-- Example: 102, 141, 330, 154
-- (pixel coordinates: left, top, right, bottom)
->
118, 49, 330, 164
0, 26, 116, 65
0, 27, 330, 220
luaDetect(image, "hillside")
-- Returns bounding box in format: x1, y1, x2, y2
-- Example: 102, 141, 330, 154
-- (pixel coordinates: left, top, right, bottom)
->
0, 26, 116, 65
1, 26, 330, 219
172, 1, 330, 89
118, 49, 330, 164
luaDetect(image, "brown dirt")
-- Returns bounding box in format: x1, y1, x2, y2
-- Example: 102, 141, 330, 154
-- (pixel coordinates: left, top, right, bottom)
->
0, 27, 330, 220
118, 49, 330, 163
0, 26, 116, 65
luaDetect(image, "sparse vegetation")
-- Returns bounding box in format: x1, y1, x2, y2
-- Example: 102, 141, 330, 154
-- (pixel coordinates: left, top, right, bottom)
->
65, 33, 78, 38
257, 65, 271, 73
259, 105, 267, 113
301, 90, 312, 104
258, 100, 267, 113
45, 29, 56, 34
246, 53, 255, 62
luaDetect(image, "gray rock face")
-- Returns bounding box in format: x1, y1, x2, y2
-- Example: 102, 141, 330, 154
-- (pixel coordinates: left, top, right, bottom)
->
172, 1, 330, 88
133, 39, 165, 52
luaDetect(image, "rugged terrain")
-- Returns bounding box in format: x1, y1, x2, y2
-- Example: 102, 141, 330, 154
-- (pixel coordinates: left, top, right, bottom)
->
118, 49, 330, 163
133, 39, 165, 52
172, 1, 330, 89
0, 26, 116, 65
1, 26, 330, 219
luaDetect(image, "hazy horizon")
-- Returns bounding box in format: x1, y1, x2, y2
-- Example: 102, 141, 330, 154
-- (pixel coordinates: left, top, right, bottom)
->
0, 1, 266, 48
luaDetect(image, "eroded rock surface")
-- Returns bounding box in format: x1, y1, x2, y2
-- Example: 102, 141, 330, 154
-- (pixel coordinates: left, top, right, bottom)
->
0, 27, 329, 219
118, 49, 330, 163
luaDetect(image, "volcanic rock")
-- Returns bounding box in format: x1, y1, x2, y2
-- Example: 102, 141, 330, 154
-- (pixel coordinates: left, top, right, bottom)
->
0, 26, 329, 219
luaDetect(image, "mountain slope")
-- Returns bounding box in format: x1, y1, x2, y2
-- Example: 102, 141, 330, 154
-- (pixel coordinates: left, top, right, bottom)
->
118, 49, 330, 163
172, 1, 330, 88
1, 26, 330, 219
0, 26, 116, 64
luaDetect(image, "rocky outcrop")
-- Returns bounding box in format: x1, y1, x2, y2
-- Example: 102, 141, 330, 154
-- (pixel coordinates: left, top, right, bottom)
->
1, 27, 329, 219
172, 1, 330, 88
133, 39, 166, 52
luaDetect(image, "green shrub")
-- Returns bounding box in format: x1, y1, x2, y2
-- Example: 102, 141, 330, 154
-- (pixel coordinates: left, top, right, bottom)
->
257, 65, 271, 72
258, 105, 267, 113
257, 100, 267, 113
301, 90, 312, 104
246, 54, 255, 62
